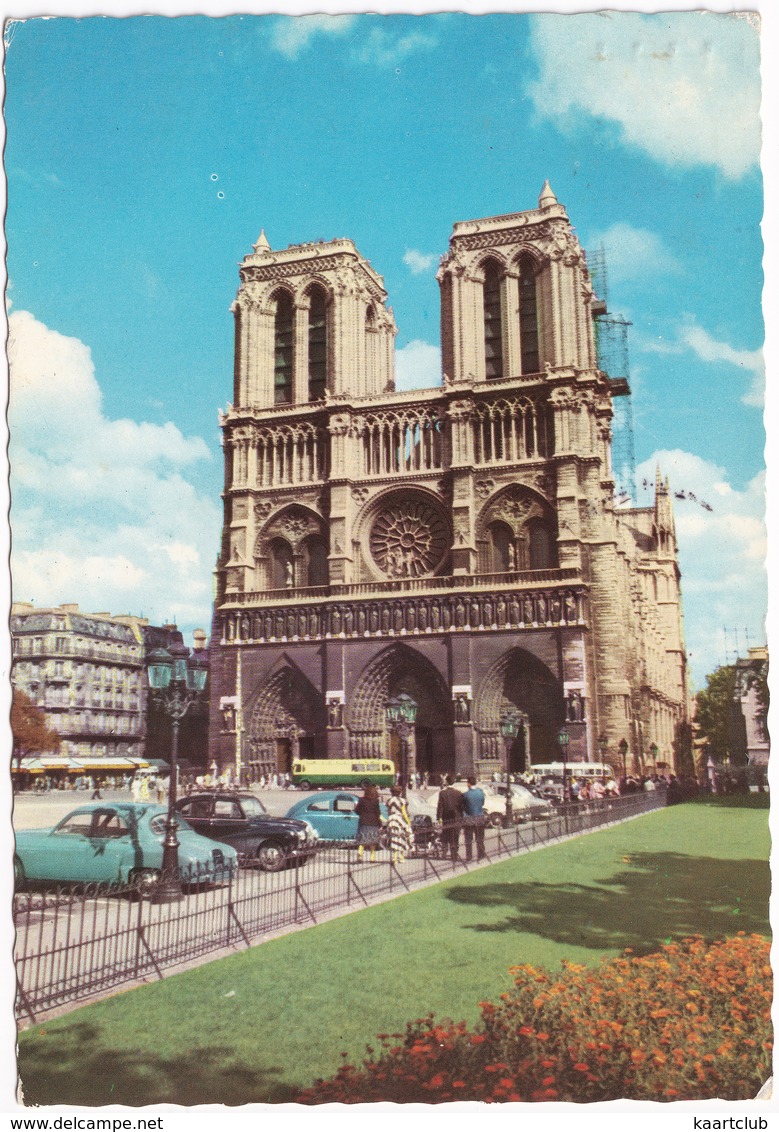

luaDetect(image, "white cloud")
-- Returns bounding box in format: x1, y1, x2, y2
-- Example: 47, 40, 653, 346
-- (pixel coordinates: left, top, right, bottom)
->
587, 222, 681, 285
635, 315, 765, 407
680, 324, 765, 408
403, 249, 437, 275
635, 450, 766, 688
528, 12, 761, 178
269, 15, 356, 60
7, 311, 219, 630
352, 26, 437, 68
395, 340, 441, 391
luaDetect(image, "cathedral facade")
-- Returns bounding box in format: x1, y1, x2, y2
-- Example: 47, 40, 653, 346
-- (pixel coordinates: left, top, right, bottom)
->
208, 184, 688, 783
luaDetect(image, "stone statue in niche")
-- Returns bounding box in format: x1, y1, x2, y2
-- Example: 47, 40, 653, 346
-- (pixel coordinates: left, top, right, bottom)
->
567, 691, 584, 722
508, 596, 519, 624
344, 607, 354, 634
508, 543, 517, 571
550, 595, 561, 622
523, 596, 534, 624
454, 694, 470, 723
221, 704, 236, 731
565, 593, 577, 622
328, 701, 343, 728
284, 560, 294, 587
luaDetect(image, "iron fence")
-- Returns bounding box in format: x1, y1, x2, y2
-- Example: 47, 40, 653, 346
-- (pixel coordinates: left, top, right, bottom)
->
14, 787, 667, 1022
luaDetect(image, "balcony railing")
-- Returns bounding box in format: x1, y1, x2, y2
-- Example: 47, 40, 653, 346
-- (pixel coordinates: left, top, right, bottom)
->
223, 568, 582, 608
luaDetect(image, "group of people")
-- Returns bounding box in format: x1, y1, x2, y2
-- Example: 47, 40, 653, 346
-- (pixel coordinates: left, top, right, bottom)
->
353, 776, 490, 866
435, 776, 487, 862
354, 783, 415, 864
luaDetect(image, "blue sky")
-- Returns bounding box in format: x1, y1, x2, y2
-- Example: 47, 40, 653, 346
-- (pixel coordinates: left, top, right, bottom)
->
3, 9, 768, 690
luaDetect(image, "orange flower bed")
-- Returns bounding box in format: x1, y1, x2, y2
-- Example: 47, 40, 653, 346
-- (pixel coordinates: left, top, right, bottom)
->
298, 934, 772, 1104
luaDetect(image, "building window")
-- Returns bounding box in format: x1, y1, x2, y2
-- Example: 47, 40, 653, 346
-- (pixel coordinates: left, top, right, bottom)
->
273, 292, 294, 404
303, 536, 329, 587
519, 256, 540, 375
269, 538, 294, 590
483, 260, 504, 380
528, 521, 556, 570
307, 286, 328, 402
488, 521, 515, 573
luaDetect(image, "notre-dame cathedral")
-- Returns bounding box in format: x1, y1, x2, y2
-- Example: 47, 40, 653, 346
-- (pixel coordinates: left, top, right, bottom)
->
208, 183, 688, 783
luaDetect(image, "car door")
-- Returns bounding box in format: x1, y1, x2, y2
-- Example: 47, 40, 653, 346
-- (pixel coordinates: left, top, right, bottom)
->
43, 808, 129, 883
208, 797, 251, 851
331, 794, 360, 840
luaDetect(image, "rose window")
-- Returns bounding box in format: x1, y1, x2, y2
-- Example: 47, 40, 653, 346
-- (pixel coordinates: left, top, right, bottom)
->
370, 500, 448, 578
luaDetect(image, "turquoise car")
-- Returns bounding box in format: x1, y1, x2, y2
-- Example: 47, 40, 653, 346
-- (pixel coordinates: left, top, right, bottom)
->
285, 791, 390, 844
14, 802, 238, 889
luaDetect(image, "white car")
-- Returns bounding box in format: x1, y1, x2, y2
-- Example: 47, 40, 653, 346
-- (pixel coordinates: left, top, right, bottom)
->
410, 782, 552, 827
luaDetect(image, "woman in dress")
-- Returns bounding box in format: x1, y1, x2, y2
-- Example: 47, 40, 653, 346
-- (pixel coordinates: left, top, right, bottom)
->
386, 784, 413, 864
355, 783, 383, 861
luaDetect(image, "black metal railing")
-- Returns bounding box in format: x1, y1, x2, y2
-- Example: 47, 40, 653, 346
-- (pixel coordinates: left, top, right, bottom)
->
14, 788, 667, 1022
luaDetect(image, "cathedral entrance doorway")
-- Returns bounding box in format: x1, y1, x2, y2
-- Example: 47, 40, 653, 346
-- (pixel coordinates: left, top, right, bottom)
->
348, 645, 454, 780
475, 648, 564, 769
245, 663, 327, 781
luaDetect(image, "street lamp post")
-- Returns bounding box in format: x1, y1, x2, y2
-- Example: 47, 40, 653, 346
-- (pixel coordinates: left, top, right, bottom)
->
618, 738, 629, 780
385, 693, 418, 792
649, 742, 658, 776
500, 709, 522, 826
146, 642, 209, 903
558, 728, 570, 802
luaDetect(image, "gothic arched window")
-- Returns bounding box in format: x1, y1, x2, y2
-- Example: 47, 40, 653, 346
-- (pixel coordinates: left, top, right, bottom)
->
307, 286, 328, 402
269, 538, 294, 589
488, 521, 515, 573
483, 260, 504, 380
273, 292, 294, 404
528, 521, 556, 570
303, 536, 329, 588
519, 256, 540, 375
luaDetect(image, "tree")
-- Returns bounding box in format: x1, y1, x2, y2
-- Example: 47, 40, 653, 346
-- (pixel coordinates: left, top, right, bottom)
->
694, 665, 745, 765
10, 690, 60, 772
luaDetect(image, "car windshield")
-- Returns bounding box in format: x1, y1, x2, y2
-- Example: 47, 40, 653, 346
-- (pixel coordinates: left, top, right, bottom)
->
149, 814, 194, 836
238, 796, 268, 818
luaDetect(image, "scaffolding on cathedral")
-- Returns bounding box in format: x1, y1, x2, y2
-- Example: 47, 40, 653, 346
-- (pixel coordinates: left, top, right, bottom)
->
588, 244, 637, 505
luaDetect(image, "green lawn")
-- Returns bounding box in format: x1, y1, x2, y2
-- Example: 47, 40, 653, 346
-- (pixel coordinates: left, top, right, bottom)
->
18, 797, 770, 1107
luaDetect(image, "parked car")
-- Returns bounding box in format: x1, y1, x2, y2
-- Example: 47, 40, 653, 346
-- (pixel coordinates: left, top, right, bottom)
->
416, 782, 553, 827
285, 791, 390, 845
175, 791, 318, 871
488, 782, 555, 822
14, 802, 238, 890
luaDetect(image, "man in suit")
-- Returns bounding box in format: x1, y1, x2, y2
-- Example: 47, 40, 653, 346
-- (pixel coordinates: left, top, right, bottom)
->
462, 776, 487, 861
436, 777, 465, 861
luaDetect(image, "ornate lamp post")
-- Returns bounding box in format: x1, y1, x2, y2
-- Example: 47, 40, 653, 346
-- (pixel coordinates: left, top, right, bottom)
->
558, 727, 570, 804
618, 737, 629, 779
385, 693, 418, 792
598, 733, 608, 768
500, 709, 522, 825
146, 642, 209, 902
649, 742, 659, 776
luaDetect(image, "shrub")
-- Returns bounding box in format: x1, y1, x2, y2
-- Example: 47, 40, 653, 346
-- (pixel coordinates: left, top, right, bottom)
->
298, 934, 772, 1103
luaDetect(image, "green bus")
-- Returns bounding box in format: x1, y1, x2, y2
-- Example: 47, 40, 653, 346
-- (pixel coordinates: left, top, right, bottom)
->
291, 758, 396, 790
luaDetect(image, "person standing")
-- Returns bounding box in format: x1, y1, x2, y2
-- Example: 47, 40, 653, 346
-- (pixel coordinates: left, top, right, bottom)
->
436, 777, 465, 861
386, 784, 413, 864
355, 783, 383, 861
461, 776, 486, 861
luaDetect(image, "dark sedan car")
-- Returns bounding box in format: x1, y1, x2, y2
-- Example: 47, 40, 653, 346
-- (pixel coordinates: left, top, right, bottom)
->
175, 792, 318, 871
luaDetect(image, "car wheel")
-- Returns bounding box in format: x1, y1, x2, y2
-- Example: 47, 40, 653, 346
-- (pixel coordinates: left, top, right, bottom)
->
298, 779, 312, 791
487, 812, 503, 828
128, 867, 162, 895
13, 855, 25, 889
257, 841, 287, 872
